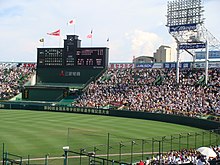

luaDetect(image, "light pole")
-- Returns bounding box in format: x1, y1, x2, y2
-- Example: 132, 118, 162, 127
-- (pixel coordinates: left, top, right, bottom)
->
63, 146, 69, 165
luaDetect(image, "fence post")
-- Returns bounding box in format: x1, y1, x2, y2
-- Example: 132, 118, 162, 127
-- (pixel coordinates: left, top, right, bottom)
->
179, 134, 182, 150
2, 143, 4, 165
80, 148, 85, 165
107, 133, 110, 165
152, 138, 154, 156
141, 140, 144, 161
45, 154, 48, 165
161, 136, 166, 154
119, 142, 124, 163
20, 156, 22, 165
170, 135, 173, 151
5, 152, 8, 165
202, 131, 205, 146
130, 141, 135, 164
27, 155, 30, 165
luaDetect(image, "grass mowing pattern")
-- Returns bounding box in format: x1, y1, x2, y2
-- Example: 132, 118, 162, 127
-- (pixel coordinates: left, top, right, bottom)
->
0, 109, 208, 160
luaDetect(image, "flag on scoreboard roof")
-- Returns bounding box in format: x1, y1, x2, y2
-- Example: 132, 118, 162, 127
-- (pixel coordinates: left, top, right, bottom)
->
39, 38, 44, 42
67, 19, 76, 25
87, 30, 93, 38
47, 29, 60, 36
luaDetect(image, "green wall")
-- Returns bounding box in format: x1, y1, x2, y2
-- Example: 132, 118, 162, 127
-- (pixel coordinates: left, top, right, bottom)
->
0, 102, 219, 130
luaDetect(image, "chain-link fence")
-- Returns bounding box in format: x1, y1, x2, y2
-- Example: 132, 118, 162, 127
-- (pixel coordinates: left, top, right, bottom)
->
66, 128, 220, 164
1, 128, 220, 165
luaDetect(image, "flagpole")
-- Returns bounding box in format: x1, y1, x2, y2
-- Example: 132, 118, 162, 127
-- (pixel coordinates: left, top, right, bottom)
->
59, 36, 61, 47
91, 29, 93, 47
107, 38, 109, 47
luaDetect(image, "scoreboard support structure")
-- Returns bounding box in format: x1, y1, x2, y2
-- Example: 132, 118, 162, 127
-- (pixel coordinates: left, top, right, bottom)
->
22, 35, 109, 101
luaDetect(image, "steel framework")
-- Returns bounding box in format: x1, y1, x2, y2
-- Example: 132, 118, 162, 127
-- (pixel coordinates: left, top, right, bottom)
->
166, 0, 220, 84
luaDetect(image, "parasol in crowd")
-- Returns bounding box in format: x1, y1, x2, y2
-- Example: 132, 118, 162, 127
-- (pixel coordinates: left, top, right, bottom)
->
197, 147, 217, 158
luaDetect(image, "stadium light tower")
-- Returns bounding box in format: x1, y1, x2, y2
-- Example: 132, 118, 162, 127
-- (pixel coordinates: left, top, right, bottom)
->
166, 0, 207, 84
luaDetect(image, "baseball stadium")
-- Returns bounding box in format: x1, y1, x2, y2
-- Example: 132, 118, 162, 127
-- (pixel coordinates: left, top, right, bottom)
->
1, 0, 220, 165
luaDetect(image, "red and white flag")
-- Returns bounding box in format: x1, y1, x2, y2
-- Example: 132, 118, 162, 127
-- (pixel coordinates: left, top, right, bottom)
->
47, 29, 60, 36
87, 30, 93, 38
67, 19, 75, 25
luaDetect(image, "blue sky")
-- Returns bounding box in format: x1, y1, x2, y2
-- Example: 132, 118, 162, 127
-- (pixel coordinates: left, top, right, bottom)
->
0, 0, 219, 62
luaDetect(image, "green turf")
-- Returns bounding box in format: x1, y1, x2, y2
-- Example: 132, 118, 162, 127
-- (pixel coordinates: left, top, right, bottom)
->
0, 109, 215, 162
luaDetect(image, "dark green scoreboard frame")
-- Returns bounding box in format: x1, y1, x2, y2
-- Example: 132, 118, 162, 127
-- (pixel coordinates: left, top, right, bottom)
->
36, 35, 109, 85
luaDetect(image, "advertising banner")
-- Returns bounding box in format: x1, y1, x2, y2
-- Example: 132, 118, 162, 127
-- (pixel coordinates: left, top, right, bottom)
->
109, 63, 134, 69
195, 51, 220, 59
169, 23, 197, 32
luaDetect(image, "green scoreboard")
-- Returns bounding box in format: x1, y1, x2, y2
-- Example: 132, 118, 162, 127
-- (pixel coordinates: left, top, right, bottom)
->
36, 35, 109, 85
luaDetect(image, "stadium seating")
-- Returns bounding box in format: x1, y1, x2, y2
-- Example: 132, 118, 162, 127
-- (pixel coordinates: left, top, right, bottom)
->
0, 63, 35, 100
73, 68, 220, 121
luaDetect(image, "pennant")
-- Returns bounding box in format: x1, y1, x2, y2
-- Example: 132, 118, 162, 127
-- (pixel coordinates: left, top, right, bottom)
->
47, 29, 60, 36
39, 38, 44, 42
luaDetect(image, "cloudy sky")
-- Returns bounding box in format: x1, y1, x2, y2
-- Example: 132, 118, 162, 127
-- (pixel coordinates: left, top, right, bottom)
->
0, 0, 220, 62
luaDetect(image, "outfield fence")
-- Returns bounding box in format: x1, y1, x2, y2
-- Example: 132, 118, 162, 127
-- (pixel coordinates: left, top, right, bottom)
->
0, 101, 219, 130
65, 128, 220, 165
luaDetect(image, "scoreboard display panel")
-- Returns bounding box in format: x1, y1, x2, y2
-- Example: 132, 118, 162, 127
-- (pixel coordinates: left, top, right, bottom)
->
36, 35, 109, 84
76, 48, 108, 68
38, 48, 64, 67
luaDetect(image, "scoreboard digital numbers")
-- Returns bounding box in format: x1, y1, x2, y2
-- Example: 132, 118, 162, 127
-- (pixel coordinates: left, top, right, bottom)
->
38, 48, 64, 66
76, 48, 106, 68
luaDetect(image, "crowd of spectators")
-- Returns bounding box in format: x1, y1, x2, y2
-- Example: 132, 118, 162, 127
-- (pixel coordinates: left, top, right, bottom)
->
1, 62, 219, 121
0, 63, 35, 100
136, 146, 220, 165
73, 68, 220, 120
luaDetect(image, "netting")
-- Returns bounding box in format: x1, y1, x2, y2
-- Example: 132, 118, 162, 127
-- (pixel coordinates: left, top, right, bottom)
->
66, 128, 220, 164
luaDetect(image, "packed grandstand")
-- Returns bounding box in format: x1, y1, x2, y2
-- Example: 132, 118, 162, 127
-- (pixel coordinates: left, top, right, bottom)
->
0, 62, 219, 122
0, 62, 220, 164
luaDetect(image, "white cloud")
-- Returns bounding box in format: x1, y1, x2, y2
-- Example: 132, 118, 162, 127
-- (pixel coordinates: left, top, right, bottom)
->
126, 30, 163, 57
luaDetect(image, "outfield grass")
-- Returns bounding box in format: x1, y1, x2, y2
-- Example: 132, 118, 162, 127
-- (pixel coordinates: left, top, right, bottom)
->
0, 109, 214, 162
